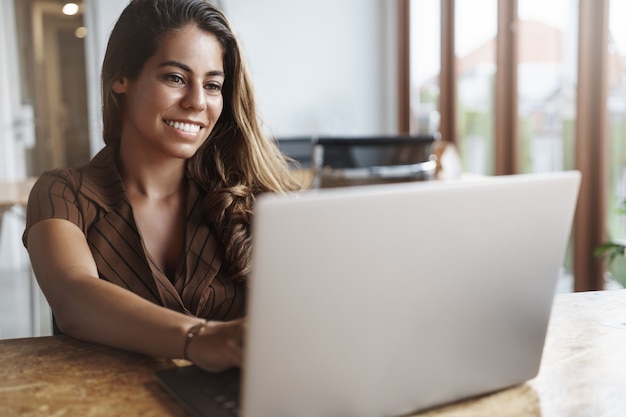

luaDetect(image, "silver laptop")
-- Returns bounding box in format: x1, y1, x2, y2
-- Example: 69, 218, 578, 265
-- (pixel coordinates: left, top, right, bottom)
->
157, 171, 581, 417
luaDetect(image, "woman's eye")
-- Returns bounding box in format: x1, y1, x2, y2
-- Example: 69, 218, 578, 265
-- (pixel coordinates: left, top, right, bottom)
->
165, 74, 184, 84
205, 82, 222, 93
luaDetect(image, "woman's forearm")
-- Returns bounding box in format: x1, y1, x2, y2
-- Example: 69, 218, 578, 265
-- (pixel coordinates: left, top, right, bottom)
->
51, 276, 201, 360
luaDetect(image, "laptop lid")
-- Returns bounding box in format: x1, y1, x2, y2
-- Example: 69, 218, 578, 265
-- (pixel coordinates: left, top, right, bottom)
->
240, 171, 580, 417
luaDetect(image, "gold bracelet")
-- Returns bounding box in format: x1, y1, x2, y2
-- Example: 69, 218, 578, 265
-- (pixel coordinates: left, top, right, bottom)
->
183, 320, 207, 361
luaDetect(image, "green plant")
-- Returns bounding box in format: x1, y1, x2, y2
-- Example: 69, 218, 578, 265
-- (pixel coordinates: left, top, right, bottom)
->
594, 241, 626, 264
594, 199, 626, 288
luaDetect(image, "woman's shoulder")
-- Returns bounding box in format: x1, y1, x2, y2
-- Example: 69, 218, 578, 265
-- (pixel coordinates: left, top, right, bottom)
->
31, 146, 125, 208
31, 167, 82, 197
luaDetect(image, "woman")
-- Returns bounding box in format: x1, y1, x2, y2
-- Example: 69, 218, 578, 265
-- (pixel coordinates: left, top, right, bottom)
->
23, 0, 299, 372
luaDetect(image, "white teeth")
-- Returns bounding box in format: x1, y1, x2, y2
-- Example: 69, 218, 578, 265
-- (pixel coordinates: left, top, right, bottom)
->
165, 120, 201, 133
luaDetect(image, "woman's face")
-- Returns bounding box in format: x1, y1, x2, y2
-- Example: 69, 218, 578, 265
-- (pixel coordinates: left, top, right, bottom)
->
113, 24, 225, 160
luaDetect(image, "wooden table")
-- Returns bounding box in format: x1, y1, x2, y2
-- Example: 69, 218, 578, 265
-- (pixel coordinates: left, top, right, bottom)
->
1, 290, 626, 417
0, 336, 186, 417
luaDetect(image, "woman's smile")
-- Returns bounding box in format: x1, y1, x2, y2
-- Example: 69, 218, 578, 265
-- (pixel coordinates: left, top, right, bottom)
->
164, 119, 204, 134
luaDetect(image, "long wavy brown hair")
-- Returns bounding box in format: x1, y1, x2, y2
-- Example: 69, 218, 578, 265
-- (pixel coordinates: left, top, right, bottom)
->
101, 0, 300, 282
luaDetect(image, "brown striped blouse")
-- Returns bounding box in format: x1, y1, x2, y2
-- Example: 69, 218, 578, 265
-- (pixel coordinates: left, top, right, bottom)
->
23, 146, 246, 321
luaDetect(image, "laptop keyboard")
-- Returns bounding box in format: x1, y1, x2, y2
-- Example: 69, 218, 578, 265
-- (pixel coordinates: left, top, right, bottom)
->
200, 370, 241, 415
156, 366, 242, 417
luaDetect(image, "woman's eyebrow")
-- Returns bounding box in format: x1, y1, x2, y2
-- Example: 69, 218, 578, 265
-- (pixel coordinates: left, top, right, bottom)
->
159, 60, 225, 77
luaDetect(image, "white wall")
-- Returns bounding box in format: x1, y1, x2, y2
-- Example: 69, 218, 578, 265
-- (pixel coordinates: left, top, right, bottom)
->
84, 0, 399, 151
222, 0, 398, 137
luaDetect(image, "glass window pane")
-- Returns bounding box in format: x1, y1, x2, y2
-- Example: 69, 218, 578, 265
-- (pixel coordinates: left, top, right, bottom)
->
517, 0, 578, 292
608, 0, 626, 243
517, 0, 578, 174
455, 0, 497, 175
409, 0, 440, 135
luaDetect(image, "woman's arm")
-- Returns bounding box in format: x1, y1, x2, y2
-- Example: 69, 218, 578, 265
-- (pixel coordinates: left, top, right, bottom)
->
26, 218, 243, 371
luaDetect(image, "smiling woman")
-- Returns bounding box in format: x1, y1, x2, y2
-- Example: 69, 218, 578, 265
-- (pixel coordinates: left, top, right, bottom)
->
21, 0, 299, 372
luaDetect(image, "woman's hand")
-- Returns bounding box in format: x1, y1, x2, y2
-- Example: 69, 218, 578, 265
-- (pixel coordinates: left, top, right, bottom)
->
186, 318, 245, 372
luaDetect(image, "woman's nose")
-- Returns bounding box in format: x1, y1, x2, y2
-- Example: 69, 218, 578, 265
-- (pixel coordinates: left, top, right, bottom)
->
181, 83, 206, 111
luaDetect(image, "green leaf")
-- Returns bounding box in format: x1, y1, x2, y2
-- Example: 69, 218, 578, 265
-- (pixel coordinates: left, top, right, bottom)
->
594, 242, 626, 263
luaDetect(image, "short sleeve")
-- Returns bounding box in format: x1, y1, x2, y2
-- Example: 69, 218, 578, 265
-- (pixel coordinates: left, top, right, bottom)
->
22, 169, 84, 248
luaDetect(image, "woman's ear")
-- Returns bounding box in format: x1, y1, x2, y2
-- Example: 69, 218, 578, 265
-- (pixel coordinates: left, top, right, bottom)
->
111, 76, 128, 94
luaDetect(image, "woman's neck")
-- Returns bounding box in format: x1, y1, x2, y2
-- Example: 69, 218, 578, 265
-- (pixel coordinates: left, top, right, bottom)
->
117, 142, 187, 201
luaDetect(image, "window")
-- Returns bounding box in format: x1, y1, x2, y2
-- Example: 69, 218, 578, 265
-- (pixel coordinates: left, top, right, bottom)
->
404, 0, 613, 291
455, 0, 497, 175
409, 0, 440, 136
608, 0, 626, 241
517, 0, 578, 174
